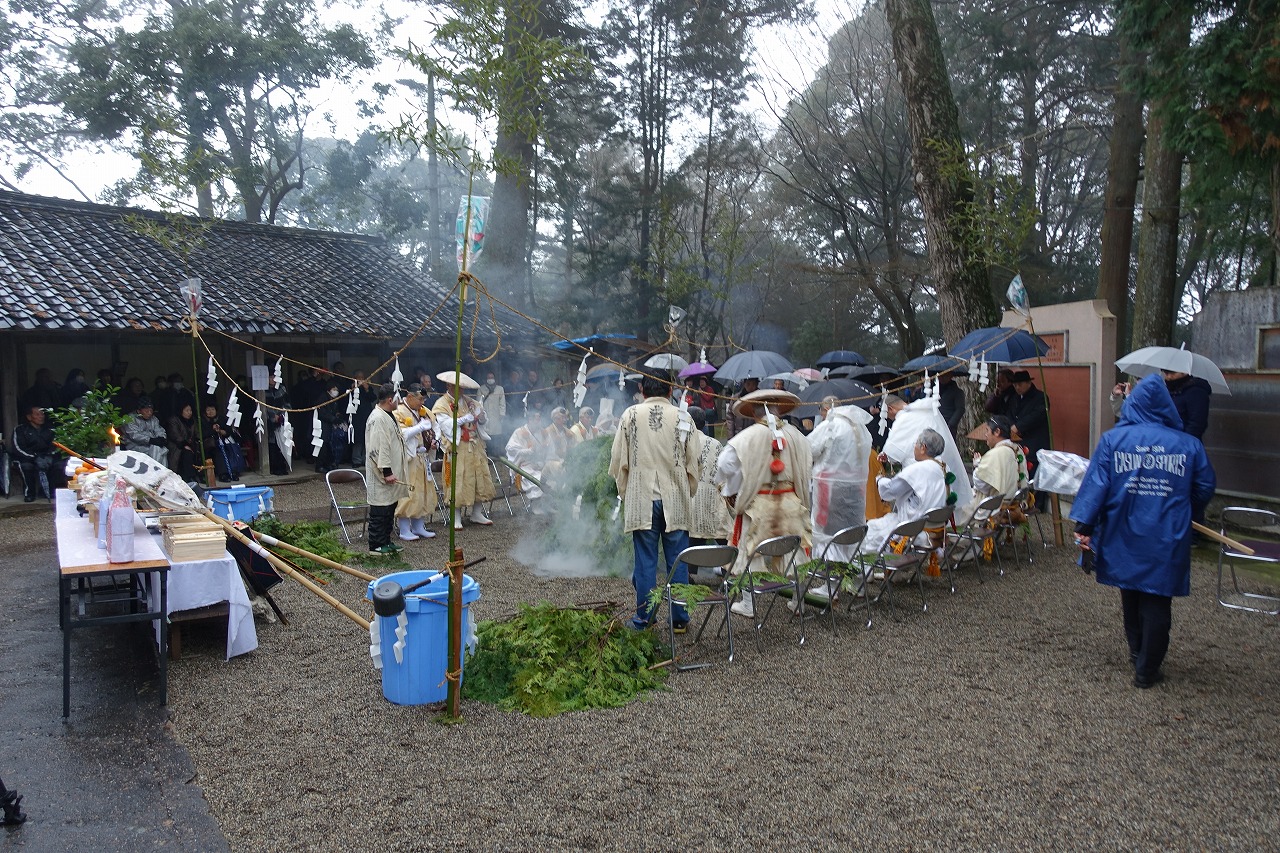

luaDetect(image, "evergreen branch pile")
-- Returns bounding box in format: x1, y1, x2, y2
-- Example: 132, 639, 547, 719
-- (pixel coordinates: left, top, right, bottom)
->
463, 602, 669, 717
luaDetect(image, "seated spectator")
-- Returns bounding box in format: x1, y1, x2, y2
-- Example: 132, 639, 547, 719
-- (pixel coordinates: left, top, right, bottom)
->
201, 403, 244, 482
19, 368, 61, 417
12, 404, 66, 502
167, 403, 200, 483
60, 368, 91, 407
122, 398, 169, 465
958, 415, 1028, 525
113, 377, 146, 414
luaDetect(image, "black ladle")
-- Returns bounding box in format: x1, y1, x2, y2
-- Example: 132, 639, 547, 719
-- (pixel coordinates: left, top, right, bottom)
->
371, 557, 487, 618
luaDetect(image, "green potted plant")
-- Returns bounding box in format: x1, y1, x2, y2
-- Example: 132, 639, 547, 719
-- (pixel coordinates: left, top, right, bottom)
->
48, 386, 131, 458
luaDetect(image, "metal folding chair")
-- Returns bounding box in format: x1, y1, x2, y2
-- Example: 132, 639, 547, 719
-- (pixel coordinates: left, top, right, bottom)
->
325, 468, 368, 544
426, 458, 449, 524
996, 486, 1036, 565
801, 524, 867, 636
486, 455, 523, 516
858, 516, 929, 627
664, 544, 739, 671
941, 494, 1007, 591
918, 504, 955, 584
738, 534, 805, 652
1217, 507, 1280, 615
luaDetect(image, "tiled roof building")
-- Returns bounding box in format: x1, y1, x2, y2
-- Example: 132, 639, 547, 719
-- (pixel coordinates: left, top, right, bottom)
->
0, 190, 528, 434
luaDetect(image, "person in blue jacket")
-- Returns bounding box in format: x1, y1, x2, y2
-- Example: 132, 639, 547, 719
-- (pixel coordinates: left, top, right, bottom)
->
1070, 374, 1216, 689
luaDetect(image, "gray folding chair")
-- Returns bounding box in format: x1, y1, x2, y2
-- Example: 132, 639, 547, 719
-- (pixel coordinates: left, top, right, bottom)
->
664, 544, 739, 671
942, 494, 1007, 591
996, 486, 1036, 565
426, 457, 449, 524
1217, 507, 1280, 615
485, 455, 519, 516
325, 468, 368, 544
801, 524, 868, 636
738, 534, 805, 652
858, 517, 929, 628
917, 504, 955, 578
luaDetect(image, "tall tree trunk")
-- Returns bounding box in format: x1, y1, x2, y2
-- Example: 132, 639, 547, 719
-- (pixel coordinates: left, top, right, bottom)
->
883, 0, 999, 347
1130, 4, 1191, 349
488, 127, 534, 306
1095, 32, 1144, 360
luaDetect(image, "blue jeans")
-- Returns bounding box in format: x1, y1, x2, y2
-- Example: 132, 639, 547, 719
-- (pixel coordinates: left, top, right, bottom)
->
632, 500, 690, 627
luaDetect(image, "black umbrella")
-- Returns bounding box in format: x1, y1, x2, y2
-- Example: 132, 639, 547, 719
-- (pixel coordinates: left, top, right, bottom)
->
815, 350, 867, 368
829, 364, 901, 383
793, 378, 876, 420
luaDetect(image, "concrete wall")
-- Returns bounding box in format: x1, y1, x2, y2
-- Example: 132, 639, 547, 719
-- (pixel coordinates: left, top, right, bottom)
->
1191, 289, 1280, 498
1193, 288, 1280, 370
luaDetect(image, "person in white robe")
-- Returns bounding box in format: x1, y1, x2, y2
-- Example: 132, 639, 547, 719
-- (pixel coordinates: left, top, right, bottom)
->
688, 407, 731, 546
862, 428, 950, 553
505, 409, 550, 510
714, 390, 813, 618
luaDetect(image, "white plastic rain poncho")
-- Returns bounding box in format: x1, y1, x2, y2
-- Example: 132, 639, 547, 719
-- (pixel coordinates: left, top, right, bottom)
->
806, 405, 872, 562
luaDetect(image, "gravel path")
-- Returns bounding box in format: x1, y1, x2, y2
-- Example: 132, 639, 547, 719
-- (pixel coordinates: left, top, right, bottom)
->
18, 481, 1280, 850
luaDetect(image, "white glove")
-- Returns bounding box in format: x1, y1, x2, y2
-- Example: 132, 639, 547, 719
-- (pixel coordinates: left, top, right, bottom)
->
456, 413, 476, 426
401, 419, 432, 439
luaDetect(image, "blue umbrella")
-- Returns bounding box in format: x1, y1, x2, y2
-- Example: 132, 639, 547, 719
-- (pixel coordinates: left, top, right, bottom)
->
815, 350, 866, 368
901, 354, 965, 373
949, 327, 1048, 364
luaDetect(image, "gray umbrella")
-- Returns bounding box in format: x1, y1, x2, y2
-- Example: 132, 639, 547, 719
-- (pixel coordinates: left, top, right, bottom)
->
713, 350, 793, 383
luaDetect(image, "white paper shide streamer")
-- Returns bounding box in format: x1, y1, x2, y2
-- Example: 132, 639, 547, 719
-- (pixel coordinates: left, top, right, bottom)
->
347, 381, 360, 415
253, 403, 265, 438
878, 387, 890, 435
968, 356, 980, 382
391, 357, 404, 395
225, 387, 242, 428
205, 356, 218, 395
273, 356, 283, 388
311, 410, 324, 452
978, 357, 991, 392
572, 349, 590, 408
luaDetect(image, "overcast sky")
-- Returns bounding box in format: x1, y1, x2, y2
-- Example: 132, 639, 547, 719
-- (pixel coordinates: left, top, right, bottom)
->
18, 0, 853, 207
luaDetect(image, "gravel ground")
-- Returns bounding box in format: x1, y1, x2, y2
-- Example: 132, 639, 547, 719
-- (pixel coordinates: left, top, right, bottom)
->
15, 480, 1280, 850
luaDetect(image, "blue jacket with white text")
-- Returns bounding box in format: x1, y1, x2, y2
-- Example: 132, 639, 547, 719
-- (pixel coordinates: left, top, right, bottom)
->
1070, 374, 1216, 597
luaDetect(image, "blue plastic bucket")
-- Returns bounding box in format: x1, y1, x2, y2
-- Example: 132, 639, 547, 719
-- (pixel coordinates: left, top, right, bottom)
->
206, 486, 274, 522
365, 571, 481, 705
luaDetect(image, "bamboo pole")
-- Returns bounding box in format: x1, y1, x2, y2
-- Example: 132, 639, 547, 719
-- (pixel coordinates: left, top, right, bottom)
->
54, 444, 371, 630
248, 530, 375, 582
1192, 521, 1254, 556
196, 507, 369, 629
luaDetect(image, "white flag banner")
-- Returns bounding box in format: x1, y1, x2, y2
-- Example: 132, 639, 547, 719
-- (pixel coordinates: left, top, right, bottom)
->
1006, 274, 1030, 316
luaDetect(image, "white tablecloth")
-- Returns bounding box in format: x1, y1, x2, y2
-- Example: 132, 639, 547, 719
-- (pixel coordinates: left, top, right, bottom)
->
56, 491, 257, 659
